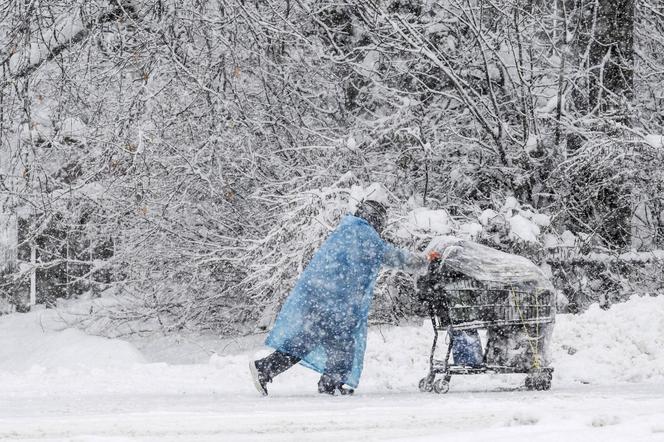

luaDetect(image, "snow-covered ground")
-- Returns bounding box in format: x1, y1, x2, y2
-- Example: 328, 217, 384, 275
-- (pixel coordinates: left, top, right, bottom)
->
1, 295, 664, 441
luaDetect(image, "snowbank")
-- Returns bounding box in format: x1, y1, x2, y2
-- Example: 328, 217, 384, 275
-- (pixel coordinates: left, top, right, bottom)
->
147, 294, 664, 393
0, 294, 661, 396
0, 309, 145, 372
553, 294, 664, 384
362, 295, 664, 392
279, 294, 664, 392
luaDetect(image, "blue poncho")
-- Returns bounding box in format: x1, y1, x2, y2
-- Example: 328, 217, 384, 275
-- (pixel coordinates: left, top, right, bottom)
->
266, 215, 418, 388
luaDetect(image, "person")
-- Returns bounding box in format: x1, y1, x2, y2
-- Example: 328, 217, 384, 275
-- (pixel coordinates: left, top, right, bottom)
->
250, 190, 434, 396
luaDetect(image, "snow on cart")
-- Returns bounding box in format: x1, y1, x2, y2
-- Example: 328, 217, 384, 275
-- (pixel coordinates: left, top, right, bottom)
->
416, 236, 556, 394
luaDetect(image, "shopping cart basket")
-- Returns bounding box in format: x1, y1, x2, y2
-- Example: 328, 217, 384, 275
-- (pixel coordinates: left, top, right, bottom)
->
416, 237, 556, 394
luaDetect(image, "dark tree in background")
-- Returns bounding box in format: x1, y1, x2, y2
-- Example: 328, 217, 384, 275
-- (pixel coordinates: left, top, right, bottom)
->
563, 0, 639, 249
569, 0, 635, 121
588, 0, 635, 115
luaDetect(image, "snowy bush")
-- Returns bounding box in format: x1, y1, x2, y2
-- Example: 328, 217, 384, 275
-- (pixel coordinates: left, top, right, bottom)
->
1, 0, 663, 333
246, 174, 363, 331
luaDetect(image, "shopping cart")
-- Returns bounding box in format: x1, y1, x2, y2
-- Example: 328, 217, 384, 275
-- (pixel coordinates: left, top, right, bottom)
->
416, 237, 556, 394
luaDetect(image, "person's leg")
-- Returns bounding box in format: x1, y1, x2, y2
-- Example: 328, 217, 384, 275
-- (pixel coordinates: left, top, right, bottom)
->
251, 333, 316, 396
256, 351, 302, 380
318, 334, 355, 395
251, 350, 301, 396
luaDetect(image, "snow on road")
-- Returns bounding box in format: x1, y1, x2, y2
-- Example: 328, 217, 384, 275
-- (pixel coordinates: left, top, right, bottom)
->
3, 385, 664, 442
1, 295, 663, 441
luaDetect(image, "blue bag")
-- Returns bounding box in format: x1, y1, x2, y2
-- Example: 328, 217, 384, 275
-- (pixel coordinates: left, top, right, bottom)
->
451, 329, 483, 367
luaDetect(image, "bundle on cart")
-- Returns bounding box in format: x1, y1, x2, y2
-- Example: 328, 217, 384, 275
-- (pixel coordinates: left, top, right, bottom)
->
417, 236, 556, 394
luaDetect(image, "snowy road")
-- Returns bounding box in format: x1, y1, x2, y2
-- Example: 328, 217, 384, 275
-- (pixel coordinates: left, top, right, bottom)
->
2, 384, 664, 442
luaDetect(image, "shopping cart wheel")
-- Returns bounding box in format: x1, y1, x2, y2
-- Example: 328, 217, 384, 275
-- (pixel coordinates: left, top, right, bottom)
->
525, 371, 552, 391
433, 378, 450, 394
418, 377, 434, 393
524, 376, 534, 390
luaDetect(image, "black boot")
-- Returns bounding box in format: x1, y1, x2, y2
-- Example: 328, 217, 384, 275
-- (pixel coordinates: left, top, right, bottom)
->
251, 351, 302, 396
250, 360, 271, 396
318, 373, 354, 396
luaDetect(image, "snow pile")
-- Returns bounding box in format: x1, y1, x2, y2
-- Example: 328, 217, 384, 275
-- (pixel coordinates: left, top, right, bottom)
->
0, 309, 145, 372
553, 294, 664, 384
362, 295, 664, 391
479, 197, 550, 244
397, 207, 453, 237
645, 134, 664, 149
1, 294, 662, 397
457, 221, 483, 239
509, 214, 540, 243
397, 197, 551, 245
154, 295, 664, 393
407, 208, 453, 234
334, 295, 664, 392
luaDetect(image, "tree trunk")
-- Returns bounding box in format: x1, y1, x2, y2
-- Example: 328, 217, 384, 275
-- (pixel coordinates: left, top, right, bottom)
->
567, 0, 639, 249
587, 0, 634, 117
